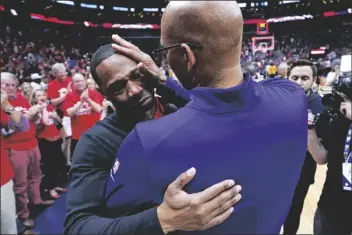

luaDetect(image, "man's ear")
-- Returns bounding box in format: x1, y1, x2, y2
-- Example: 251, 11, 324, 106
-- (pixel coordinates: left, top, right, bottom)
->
181, 44, 196, 72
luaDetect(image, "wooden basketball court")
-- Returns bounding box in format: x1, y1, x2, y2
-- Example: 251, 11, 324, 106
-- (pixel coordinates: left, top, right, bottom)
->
281, 165, 327, 234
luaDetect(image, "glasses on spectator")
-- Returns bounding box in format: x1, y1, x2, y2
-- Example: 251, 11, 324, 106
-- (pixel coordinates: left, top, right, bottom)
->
152, 43, 202, 63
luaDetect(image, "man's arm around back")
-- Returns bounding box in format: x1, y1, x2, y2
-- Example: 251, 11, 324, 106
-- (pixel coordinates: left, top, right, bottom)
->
64, 120, 242, 234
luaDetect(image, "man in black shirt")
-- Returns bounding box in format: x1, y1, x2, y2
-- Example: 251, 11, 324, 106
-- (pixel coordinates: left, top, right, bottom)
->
308, 79, 352, 235
64, 44, 242, 234
284, 60, 325, 234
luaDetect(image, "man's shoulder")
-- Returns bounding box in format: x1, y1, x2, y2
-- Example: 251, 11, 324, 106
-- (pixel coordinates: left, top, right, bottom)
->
83, 112, 125, 139
261, 77, 299, 89
73, 112, 127, 165
47, 80, 58, 87
134, 108, 188, 150
260, 78, 305, 99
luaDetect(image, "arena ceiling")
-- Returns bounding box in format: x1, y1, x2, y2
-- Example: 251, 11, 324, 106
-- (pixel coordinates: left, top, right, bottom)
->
1, 0, 351, 29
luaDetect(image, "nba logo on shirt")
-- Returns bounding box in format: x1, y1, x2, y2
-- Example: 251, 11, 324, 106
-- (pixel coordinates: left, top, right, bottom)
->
110, 159, 120, 182
113, 159, 120, 174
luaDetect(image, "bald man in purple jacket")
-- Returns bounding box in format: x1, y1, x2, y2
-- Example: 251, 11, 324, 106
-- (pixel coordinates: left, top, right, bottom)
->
105, 2, 307, 234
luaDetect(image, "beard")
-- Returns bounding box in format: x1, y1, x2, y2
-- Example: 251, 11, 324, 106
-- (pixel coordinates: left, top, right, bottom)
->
111, 89, 155, 121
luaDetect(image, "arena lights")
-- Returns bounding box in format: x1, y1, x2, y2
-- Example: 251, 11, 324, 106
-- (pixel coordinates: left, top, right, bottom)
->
30, 13, 74, 25
161, 8, 165, 12
311, 48, 326, 55
130, 8, 135, 12
280, 0, 301, 4
112, 24, 160, 29
238, 3, 247, 8
143, 8, 159, 12
10, 9, 18, 16
267, 14, 313, 23
323, 9, 352, 17
80, 3, 97, 9
112, 6, 129, 12
56, 0, 74, 6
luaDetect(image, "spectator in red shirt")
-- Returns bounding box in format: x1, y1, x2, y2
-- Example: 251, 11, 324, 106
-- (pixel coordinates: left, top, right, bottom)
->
1, 72, 53, 229
46, 63, 72, 107
30, 89, 68, 199
1, 87, 30, 235
62, 73, 103, 161
46, 63, 73, 164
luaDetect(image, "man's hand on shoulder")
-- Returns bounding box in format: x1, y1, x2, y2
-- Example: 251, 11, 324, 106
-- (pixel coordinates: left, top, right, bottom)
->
157, 168, 242, 234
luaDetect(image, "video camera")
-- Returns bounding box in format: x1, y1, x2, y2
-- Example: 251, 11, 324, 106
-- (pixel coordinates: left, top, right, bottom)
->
311, 55, 352, 128
322, 76, 352, 111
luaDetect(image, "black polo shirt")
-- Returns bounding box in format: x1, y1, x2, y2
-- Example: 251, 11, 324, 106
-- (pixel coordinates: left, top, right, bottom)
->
298, 91, 325, 185
318, 114, 352, 217
64, 111, 165, 235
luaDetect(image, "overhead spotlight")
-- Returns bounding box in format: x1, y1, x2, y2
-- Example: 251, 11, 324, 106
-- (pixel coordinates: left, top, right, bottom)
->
251, 2, 255, 7
10, 9, 18, 16
99, 5, 104, 10
161, 8, 165, 12
84, 21, 89, 27
130, 8, 135, 12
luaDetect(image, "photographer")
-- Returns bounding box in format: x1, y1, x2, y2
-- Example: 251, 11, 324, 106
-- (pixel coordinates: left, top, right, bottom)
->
309, 76, 352, 235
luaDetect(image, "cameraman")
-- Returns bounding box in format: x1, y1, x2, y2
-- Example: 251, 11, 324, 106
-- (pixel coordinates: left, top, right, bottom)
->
309, 77, 352, 235
284, 60, 325, 235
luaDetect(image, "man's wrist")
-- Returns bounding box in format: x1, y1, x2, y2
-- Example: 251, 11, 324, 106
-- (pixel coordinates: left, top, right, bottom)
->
2, 105, 14, 114
157, 204, 175, 234
159, 73, 167, 86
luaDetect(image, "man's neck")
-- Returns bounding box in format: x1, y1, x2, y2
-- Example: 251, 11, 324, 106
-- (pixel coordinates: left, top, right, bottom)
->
58, 78, 66, 83
145, 101, 157, 121
206, 64, 244, 89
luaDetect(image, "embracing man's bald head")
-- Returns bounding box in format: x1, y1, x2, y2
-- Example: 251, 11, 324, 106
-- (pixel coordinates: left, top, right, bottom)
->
161, 1, 243, 62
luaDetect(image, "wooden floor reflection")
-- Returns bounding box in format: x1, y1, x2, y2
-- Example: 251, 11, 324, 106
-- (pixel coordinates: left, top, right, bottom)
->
281, 165, 327, 234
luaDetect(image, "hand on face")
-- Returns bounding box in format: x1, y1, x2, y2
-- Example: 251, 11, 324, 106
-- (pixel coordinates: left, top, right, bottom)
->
111, 34, 166, 86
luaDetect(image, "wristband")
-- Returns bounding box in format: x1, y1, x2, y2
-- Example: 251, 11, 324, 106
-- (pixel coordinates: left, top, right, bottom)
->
4, 106, 15, 115
55, 122, 63, 130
